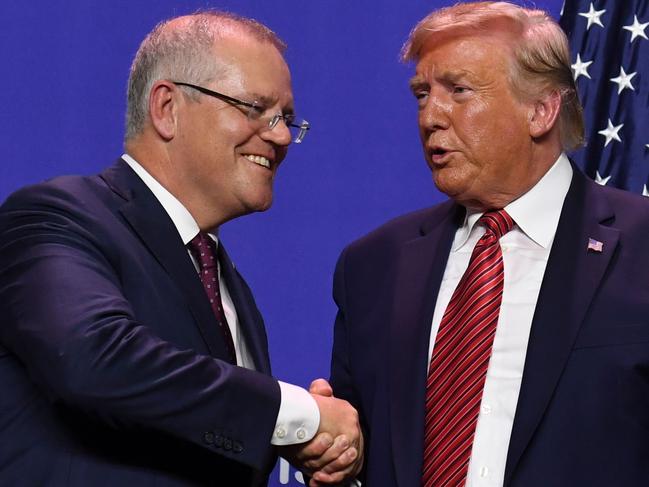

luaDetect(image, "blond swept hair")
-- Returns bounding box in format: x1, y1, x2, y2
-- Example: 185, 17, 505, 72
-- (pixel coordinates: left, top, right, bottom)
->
402, 1, 584, 151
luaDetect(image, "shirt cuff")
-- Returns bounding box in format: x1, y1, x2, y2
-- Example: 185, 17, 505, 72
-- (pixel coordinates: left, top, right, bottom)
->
271, 381, 320, 445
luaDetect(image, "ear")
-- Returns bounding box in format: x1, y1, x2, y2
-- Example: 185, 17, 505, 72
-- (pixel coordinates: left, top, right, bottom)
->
148, 81, 178, 141
528, 90, 561, 139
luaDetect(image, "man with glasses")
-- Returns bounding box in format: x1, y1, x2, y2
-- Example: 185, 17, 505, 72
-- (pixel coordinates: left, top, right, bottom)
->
0, 11, 361, 487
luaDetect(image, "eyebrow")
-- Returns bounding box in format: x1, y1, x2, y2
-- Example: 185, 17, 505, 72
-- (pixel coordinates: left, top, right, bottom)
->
441, 69, 473, 84
409, 76, 428, 92
250, 93, 276, 106
248, 92, 295, 114
410, 69, 477, 91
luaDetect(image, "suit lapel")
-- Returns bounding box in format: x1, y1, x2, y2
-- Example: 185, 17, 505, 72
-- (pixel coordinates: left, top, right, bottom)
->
100, 160, 228, 359
504, 170, 619, 485
218, 243, 271, 374
389, 202, 462, 487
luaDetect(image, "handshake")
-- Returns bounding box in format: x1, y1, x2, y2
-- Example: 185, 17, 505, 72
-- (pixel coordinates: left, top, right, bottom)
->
281, 379, 364, 486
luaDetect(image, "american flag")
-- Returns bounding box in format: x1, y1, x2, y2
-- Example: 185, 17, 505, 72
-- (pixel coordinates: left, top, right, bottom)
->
560, 0, 649, 195
587, 237, 604, 252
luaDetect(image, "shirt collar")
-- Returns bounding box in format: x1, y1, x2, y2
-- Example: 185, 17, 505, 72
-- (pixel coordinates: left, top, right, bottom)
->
453, 153, 573, 250
122, 153, 217, 245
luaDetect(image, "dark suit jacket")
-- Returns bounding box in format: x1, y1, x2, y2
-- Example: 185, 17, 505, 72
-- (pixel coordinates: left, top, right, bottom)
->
0, 159, 280, 486
330, 167, 649, 486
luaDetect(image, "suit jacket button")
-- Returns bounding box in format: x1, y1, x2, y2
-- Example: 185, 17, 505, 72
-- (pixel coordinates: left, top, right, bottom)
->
214, 434, 224, 448
233, 441, 244, 453
202, 431, 215, 445
223, 438, 233, 451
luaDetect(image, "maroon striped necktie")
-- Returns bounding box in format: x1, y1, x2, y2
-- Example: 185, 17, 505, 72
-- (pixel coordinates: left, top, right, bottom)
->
187, 232, 237, 364
422, 209, 514, 487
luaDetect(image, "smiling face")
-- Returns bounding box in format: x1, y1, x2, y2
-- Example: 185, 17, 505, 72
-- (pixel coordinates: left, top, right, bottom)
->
169, 32, 294, 228
411, 32, 550, 210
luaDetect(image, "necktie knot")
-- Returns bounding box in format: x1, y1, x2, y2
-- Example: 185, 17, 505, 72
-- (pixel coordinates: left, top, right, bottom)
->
187, 232, 218, 270
479, 209, 514, 240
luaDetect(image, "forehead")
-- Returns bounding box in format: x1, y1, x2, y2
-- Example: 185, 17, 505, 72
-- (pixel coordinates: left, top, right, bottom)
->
414, 32, 515, 81
211, 33, 293, 103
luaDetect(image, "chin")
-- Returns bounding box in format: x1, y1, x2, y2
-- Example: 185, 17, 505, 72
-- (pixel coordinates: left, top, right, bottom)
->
432, 176, 458, 199
433, 170, 475, 199
247, 196, 273, 213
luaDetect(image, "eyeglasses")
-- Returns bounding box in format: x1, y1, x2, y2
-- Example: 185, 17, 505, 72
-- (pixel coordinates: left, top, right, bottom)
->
172, 81, 310, 144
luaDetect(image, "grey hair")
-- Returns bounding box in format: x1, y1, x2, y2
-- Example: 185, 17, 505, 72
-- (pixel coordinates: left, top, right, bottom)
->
401, 1, 584, 151
124, 10, 286, 141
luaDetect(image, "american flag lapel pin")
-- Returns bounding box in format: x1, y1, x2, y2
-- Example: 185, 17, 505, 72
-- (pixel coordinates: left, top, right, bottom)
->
587, 237, 603, 253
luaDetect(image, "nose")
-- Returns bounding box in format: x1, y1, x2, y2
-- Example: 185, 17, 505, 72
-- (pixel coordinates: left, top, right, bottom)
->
261, 117, 292, 146
419, 91, 450, 133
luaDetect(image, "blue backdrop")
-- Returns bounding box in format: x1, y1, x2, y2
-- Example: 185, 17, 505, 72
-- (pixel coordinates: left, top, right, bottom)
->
0, 1, 562, 484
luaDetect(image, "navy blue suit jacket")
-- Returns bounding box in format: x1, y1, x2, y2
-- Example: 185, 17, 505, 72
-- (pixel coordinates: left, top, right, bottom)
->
330, 168, 649, 486
0, 159, 280, 486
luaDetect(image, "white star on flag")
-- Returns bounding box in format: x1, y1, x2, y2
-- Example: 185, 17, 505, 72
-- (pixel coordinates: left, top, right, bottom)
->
623, 15, 649, 43
595, 171, 611, 185
571, 53, 593, 80
562, 1, 648, 195
579, 2, 606, 29
598, 119, 623, 147
610, 67, 636, 94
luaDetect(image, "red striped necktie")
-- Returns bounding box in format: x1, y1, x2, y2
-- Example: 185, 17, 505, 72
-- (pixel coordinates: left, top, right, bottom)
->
187, 232, 237, 364
422, 209, 514, 487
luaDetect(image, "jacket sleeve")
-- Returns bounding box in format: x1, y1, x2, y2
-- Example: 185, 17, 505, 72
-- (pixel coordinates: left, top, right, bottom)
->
329, 247, 368, 483
0, 184, 280, 470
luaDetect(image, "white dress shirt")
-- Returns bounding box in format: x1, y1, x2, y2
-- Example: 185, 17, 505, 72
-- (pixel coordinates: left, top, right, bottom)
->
122, 154, 319, 446
427, 154, 573, 486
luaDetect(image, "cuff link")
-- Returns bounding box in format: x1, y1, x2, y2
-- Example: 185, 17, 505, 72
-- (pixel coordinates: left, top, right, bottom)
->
275, 426, 287, 439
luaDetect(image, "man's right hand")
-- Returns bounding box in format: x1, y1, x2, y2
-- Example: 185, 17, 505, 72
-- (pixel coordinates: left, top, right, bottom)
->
281, 379, 363, 486
309, 391, 363, 485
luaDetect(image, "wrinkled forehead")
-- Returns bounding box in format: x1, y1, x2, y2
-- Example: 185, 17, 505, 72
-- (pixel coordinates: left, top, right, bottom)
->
209, 30, 289, 72
210, 33, 294, 107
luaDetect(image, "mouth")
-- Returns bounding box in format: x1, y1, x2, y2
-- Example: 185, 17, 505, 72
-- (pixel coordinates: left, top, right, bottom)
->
243, 154, 272, 169
429, 146, 452, 164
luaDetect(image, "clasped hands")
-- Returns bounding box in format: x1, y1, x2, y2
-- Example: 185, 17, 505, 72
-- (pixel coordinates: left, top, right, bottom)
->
281, 378, 363, 486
